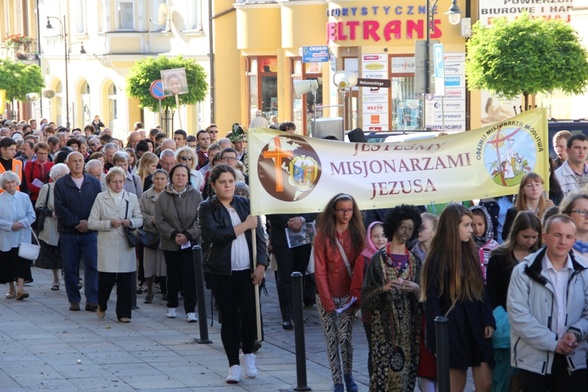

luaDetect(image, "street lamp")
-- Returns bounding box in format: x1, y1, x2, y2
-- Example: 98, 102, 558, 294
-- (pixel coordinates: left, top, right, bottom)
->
423, 0, 462, 129
46, 15, 71, 129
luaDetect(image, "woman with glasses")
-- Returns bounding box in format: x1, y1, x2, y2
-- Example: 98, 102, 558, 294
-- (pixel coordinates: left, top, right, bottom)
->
314, 193, 365, 392
560, 191, 588, 266
175, 146, 204, 192
502, 172, 553, 240
24, 142, 53, 205
361, 205, 423, 392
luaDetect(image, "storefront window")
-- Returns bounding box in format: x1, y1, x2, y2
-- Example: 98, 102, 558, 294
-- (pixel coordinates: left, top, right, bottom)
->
247, 57, 276, 123
390, 56, 421, 130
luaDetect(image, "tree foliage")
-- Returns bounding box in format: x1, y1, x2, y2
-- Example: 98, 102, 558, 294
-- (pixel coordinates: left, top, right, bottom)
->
466, 14, 588, 106
0, 58, 44, 102
126, 55, 208, 112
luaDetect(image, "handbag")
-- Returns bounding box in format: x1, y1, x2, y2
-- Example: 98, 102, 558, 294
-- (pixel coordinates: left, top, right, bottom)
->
18, 222, 41, 261
138, 229, 159, 249
36, 184, 51, 232
123, 200, 140, 248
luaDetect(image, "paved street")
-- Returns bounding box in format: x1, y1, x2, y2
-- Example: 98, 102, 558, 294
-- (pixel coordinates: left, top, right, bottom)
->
0, 266, 473, 391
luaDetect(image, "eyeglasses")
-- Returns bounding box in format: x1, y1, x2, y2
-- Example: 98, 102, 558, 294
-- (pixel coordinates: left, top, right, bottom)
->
180, 156, 193, 161
335, 209, 353, 215
222, 157, 237, 162
572, 209, 588, 217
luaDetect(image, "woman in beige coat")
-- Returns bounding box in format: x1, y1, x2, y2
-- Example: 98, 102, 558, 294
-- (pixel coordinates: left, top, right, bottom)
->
139, 169, 167, 303
88, 167, 143, 323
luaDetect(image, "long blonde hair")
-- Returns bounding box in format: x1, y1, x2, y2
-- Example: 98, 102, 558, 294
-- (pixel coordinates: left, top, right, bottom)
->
420, 204, 484, 303
137, 152, 159, 184
515, 172, 547, 218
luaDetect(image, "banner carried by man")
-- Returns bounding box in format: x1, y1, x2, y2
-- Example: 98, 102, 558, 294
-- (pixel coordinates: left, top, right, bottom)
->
248, 109, 549, 215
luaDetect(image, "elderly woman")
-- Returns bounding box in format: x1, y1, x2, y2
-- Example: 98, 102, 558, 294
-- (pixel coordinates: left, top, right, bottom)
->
175, 146, 205, 192
139, 169, 168, 303
35, 163, 70, 290
112, 151, 143, 197
155, 164, 202, 322
88, 167, 143, 323
0, 171, 36, 300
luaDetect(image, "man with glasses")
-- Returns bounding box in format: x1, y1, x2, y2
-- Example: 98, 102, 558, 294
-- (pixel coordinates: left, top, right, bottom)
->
206, 124, 219, 144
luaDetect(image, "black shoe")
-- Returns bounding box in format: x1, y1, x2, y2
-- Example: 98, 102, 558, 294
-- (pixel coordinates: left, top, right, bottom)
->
85, 303, 98, 312
304, 299, 316, 307
252, 340, 262, 352
282, 320, 294, 330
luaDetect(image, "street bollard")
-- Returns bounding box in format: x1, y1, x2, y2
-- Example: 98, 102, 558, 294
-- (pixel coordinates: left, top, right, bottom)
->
292, 272, 312, 391
435, 316, 450, 392
193, 245, 212, 344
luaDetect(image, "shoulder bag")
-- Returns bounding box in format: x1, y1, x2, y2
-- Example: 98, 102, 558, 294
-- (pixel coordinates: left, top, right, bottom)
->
18, 222, 41, 261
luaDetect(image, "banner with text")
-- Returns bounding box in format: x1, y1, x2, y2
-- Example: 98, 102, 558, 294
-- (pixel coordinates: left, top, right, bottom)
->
248, 109, 548, 215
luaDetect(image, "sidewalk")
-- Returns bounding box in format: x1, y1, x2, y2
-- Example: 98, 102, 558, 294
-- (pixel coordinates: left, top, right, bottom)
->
0, 267, 474, 391
0, 267, 369, 391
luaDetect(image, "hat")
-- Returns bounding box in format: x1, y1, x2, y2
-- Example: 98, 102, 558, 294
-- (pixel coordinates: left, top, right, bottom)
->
229, 123, 247, 143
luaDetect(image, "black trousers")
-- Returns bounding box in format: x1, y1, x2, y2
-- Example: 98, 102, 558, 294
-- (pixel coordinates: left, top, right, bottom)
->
212, 270, 257, 366
519, 354, 587, 392
163, 249, 197, 313
274, 244, 315, 321
98, 271, 133, 319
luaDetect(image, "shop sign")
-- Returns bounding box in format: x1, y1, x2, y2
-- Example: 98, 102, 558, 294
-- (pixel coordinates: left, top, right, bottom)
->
301, 46, 330, 63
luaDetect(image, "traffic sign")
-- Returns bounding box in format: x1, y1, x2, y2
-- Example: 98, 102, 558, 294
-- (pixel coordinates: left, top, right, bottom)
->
301, 46, 329, 63
150, 79, 166, 100
357, 78, 391, 88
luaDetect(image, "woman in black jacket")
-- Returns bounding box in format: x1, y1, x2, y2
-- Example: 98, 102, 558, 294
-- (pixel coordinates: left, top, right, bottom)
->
198, 164, 267, 385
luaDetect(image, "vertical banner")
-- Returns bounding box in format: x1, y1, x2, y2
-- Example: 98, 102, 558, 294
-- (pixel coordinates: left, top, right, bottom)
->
249, 109, 548, 215
361, 54, 389, 131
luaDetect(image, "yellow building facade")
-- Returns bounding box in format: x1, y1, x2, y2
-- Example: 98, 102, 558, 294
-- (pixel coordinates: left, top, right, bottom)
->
218, 0, 469, 136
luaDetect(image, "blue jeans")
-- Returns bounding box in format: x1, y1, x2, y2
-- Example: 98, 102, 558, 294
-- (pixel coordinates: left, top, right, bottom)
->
60, 232, 98, 305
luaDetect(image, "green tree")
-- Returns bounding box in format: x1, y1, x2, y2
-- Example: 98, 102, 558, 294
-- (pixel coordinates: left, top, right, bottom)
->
126, 55, 208, 112
0, 58, 44, 101
466, 14, 588, 108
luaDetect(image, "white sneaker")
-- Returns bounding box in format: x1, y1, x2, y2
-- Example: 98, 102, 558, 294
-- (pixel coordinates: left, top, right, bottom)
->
241, 353, 258, 378
186, 312, 197, 322
226, 365, 241, 384
166, 308, 177, 318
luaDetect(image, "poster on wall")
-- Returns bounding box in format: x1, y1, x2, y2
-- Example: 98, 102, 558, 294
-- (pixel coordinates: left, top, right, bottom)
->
478, 0, 573, 26
480, 91, 519, 126
361, 54, 389, 131
427, 53, 467, 132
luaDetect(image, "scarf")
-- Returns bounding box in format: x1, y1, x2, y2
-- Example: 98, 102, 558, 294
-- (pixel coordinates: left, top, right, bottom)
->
470, 205, 495, 249
360, 221, 384, 260
573, 239, 588, 254
108, 189, 124, 207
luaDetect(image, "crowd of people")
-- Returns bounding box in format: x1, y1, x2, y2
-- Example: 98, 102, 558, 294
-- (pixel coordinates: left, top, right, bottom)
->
2, 118, 588, 392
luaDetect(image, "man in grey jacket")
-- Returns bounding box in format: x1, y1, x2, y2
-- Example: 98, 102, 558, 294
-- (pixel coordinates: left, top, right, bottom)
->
507, 214, 588, 391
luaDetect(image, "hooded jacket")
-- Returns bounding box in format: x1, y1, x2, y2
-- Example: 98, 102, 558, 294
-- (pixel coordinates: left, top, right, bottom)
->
507, 247, 588, 375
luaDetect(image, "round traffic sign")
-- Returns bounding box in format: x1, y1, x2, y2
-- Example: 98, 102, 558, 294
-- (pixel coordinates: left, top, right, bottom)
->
150, 80, 166, 100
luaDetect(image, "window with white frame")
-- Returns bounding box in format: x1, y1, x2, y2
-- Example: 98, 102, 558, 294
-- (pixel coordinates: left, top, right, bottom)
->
150, 0, 167, 29
184, 1, 201, 30
116, 0, 135, 30
74, 1, 87, 34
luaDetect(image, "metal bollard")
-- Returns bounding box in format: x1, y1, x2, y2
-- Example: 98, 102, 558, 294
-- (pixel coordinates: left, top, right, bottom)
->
292, 272, 311, 391
435, 316, 450, 392
193, 245, 212, 344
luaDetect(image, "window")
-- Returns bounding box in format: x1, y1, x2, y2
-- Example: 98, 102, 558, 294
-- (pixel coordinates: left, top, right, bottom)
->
74, 1, 87, 34
151, 0, 167, 30
108, 83, 118, 121
391, 56, 421, 130
116, 0, 135, 30
184, 1, 201, 30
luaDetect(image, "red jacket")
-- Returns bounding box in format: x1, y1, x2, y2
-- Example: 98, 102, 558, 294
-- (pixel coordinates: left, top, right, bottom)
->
24, 160, 54, 202
314, 228, 361, 313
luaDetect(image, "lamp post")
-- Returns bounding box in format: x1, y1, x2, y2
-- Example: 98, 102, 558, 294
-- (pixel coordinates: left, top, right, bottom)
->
423, 0, 461, 129
46, 15, 70, 129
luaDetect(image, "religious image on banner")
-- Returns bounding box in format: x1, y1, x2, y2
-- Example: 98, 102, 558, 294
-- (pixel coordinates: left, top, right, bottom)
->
257, 135, 321, 201
484, 124, 538, 186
